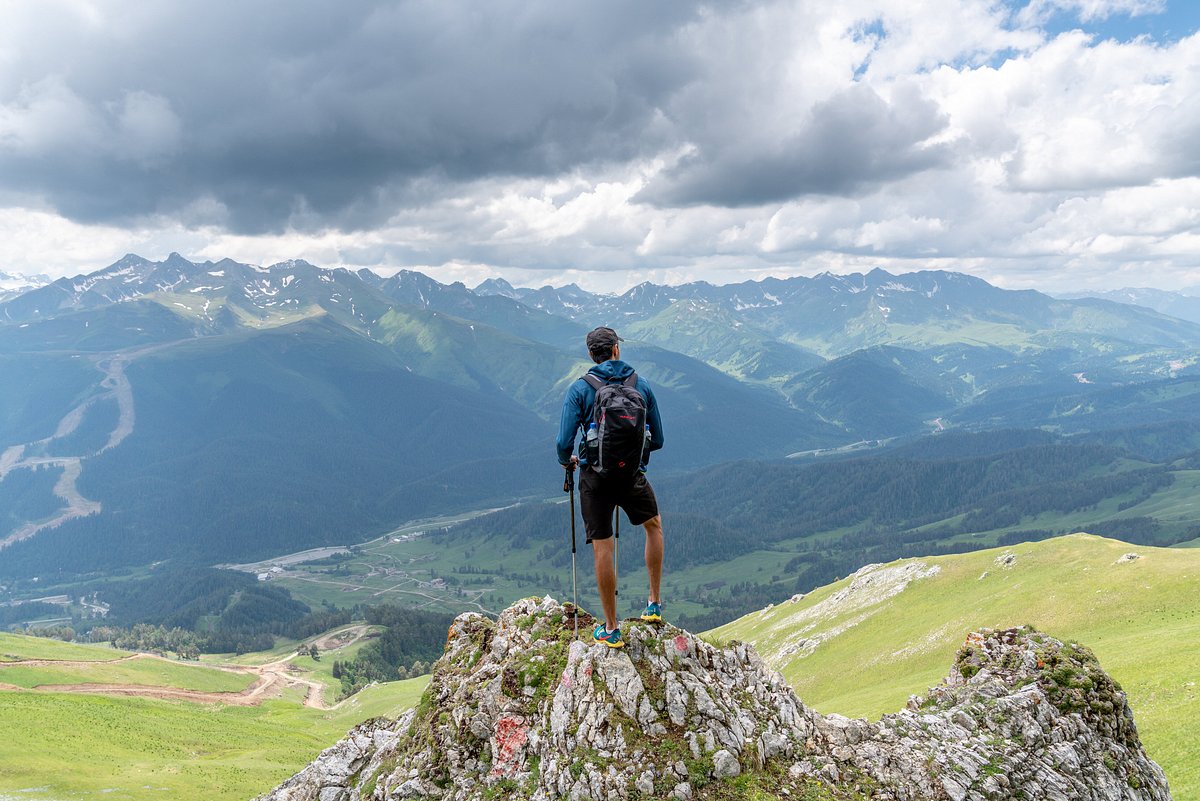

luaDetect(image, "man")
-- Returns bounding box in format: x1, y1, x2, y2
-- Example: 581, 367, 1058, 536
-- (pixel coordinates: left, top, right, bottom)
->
557, 326, 665, 649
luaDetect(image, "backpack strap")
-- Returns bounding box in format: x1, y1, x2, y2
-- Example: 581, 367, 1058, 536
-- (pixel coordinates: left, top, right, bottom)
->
582, 373, 637, 389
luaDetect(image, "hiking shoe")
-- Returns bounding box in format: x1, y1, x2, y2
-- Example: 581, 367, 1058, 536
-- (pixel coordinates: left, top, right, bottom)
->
640, 601, 664, 623
592, 623, 625, 649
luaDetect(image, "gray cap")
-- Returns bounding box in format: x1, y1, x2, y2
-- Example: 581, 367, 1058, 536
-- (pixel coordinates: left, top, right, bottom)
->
586, 326, 622, 353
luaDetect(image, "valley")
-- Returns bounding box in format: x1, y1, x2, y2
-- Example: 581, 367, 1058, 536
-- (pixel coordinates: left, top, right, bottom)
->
259, 440, 1200, 636
0, 623, 376, 709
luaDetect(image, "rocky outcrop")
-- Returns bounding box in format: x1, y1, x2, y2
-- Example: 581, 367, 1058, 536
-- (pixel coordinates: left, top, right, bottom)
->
262, 713, 413, 801
258, 597, 1171, 801
769, 561, 941, 661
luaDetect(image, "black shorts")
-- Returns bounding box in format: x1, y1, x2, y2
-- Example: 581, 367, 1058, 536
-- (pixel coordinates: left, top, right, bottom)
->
579, 468, 659, 544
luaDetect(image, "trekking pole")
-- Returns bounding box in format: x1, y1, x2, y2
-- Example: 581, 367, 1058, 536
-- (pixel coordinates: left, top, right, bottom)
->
613, 509, 620, 607
564, 465, 578, 639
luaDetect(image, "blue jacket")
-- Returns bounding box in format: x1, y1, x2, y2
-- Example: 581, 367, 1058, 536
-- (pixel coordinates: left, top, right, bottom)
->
557, 359, 664, 468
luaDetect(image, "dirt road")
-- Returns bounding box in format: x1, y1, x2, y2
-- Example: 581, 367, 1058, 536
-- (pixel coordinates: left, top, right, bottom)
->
0, 651, 338, 709
311, 624, 374, 652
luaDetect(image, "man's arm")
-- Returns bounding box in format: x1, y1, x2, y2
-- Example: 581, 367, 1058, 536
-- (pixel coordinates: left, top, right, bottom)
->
644, 383, 664, 452
556, 381, 586, 465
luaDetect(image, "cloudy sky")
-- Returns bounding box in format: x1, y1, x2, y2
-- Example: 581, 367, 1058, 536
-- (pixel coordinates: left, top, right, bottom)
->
2, 0, 1199, 292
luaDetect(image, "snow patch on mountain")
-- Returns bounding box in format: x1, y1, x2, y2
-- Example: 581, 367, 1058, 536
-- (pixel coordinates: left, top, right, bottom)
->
0, 271, 51, 298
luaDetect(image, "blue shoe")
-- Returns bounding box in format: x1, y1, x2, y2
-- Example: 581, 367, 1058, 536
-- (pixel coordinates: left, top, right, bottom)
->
640, 601, 664, 623
593, 623, 625, 649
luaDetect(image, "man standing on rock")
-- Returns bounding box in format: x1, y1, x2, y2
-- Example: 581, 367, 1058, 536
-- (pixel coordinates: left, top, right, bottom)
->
557, 326, 665, 649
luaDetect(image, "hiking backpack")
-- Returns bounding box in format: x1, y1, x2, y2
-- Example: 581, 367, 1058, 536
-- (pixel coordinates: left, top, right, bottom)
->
582, 372, 648, 478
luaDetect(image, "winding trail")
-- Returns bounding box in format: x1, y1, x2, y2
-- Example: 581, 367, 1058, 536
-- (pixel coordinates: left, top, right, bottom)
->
0, 647, 343, 709
0, 624, 387, 709
0, 341, 167, 549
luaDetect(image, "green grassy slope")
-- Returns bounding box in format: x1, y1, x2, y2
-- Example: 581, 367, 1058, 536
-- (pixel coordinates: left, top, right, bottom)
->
710, 534, 1200, 799
0, 625, 429, 801
0, 677, 428, 801
0, 656, 254, 692
0, 631, 132, 662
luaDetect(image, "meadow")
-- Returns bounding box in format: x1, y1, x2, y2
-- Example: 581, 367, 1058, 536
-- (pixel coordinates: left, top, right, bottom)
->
0, 655, 254, 693
0, 628, 428, 801
712, 534, 1200, 799
0, 631, 131, 662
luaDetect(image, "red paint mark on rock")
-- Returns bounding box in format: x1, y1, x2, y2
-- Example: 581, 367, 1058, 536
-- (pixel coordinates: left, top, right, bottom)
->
582, 664, 593, 679
560, 672, 574, 689
489, 715, 529, 778
674, 635, 689, 653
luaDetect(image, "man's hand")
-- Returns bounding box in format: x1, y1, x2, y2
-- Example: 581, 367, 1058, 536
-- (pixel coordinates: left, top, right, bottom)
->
562, 455, 578, 493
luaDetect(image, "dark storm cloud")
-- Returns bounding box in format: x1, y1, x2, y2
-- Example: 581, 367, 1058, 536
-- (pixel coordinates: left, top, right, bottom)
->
639, 85, 954, 207
1, 1, 703, 232
0, 0, 955, 232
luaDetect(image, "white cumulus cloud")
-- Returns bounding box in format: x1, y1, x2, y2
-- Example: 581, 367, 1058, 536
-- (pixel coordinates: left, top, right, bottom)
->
0, 0, 1197, 294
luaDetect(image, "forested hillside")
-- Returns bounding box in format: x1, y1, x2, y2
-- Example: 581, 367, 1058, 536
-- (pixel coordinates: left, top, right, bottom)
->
0, 318, 555, 578
315, 428, 1200, 632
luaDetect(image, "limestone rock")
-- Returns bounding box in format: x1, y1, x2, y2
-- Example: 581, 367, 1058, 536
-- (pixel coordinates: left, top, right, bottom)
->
259, 597, 1171, 801
712, 749, 740, 778
258, 713, 411, 801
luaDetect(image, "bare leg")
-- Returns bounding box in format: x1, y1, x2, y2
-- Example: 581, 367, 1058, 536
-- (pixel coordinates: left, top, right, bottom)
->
643, 515, 663, 604
592, 537, 619, 631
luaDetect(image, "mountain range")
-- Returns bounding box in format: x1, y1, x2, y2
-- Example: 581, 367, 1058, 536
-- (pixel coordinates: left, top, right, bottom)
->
3, 254, 1200, 583
1060, 287, 1200, 325
0, 270, 50, 302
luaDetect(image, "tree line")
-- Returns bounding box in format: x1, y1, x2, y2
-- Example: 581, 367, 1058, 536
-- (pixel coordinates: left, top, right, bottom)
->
329, 604, 455, 697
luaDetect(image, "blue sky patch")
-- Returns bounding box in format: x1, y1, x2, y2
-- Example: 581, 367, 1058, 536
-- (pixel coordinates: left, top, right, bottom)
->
1008, 0, 1200, 44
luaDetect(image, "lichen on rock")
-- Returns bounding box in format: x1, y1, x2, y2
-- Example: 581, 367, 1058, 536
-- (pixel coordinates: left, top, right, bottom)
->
258, 598, 1171, 801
